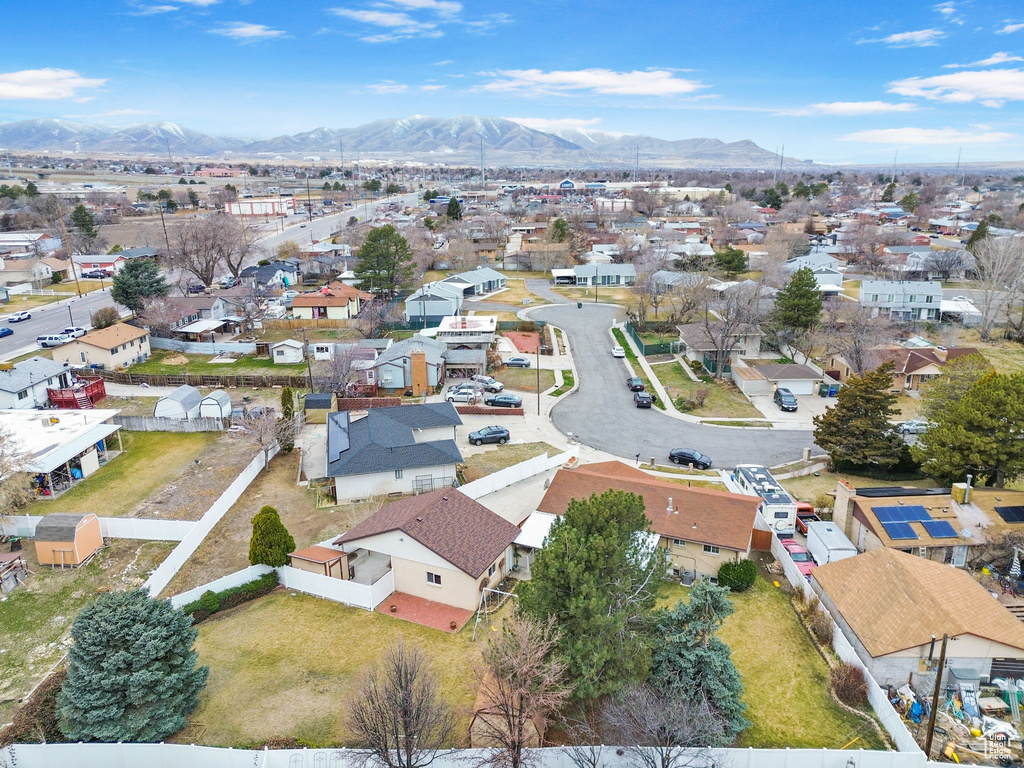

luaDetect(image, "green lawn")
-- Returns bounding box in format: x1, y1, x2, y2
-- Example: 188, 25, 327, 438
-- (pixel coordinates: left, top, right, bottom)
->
0, 540, 174, 725
461, 441, 560, 482
660, 578, 886, 750
780, 471, 935, 507
550, 370, 574, 396
495, 366, 555, 393
611, 328, 666, 410
22, 431, 219, 518
129, 350, 308, 376
184, 592, 484, 747
654, 362, 763, 419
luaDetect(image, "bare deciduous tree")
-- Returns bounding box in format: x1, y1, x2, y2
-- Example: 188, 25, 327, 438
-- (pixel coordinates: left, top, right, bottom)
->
699, 279, 767, 379
354, 300, 402, 340
170, 215, 264, 285
819, 303, 895, 375
311, 344, 362, 395
0, 424, 33, 527
599, 685, 726, 768
139, 296, 186, 337
239, 408, 298, 471
475, 612, 571, 768
970, 236, 1024, 340
348, 641, 457, 768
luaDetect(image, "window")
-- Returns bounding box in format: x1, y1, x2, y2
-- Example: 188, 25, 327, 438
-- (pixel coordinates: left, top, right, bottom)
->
488, 563, 497, 577
109, 348, 117, 354
886, 294, 894, 302
703, 544, 720, 555
909, 295, 916, 303
672, 538, 685, 547
925, 295, 934, 303
426, 572, 441, 585
276, 350, 285, 357
395, 469, 403, 479
870, 294, 878, 302
17, 390, 27, 400
774, 510, 789, 519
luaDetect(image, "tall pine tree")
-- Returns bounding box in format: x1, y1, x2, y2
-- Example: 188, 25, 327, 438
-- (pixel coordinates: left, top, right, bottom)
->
650, 582, 749, 743
812, 362, 904, 472
445, 197, 462, 220
519, 489, 665, 702
57, 589, 208, 742
354, 225, 414, 300
772, 267, 823, 333
249, 505, 296, 566
110, 258, 169, 314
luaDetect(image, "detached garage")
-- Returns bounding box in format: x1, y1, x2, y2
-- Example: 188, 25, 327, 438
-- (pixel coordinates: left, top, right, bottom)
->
750, 363, 822, 396
34, 513, 103, 568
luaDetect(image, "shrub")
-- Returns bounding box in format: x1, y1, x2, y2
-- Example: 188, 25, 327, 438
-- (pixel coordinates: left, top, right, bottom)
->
831, 662, 868, 707
0, 667, 67, 746
197, 589, 220, 614
717, 560, 757, 592
688, 359, 705, 374
809, 611, 834, 646
181, 572, 279, 623
674, 396, 694, 412
91, 306, 121, 329
516, 320, 536, 332
249, 506, 296, 567
693, 387, 710, 408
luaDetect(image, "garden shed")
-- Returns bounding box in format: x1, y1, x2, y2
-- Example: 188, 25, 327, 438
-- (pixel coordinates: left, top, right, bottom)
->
198, 389, 232, 419
33, 513, 103, 568
271, 339, 305, 365
153, 385, 202, 420
303, 392, 336, 424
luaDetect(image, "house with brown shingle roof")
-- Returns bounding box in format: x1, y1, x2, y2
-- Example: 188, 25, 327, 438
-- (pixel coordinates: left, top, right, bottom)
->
827, 346, 982, 391
812, 548, 1024, 685
524, 461, 761, 584
291, 281, 373, 320
333, 488, 520, 611
53, 323, 150, 370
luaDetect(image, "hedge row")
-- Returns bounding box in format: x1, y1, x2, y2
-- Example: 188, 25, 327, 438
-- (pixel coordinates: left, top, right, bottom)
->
180, 572, 279, 623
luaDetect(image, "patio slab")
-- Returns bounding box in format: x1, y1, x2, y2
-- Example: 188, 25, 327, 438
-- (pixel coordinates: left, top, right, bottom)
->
376, 591, 475, 633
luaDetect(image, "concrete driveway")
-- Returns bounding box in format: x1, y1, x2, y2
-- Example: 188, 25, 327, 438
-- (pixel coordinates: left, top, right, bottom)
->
748, 393, 834, 429
529, 303, 820, 468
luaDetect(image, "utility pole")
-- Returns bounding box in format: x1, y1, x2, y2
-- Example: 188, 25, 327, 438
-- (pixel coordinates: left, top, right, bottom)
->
54, 199, 83, 298
891, 150, 898, 184
954, 147, 962, 186
923, 633, 949, 759
301, 329, 315, 392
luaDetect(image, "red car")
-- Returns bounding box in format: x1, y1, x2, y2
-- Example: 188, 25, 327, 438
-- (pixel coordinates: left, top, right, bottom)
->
782, 539, 815, 579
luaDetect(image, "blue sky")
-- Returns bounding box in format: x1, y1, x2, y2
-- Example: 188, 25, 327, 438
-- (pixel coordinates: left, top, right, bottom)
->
3, 0, 1024, 164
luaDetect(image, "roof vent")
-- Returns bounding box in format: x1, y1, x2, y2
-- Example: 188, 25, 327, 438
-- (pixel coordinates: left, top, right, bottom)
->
415, 517, 423, 522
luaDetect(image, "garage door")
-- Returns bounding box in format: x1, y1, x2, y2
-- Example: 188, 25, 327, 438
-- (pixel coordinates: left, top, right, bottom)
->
777, 379, 816, 396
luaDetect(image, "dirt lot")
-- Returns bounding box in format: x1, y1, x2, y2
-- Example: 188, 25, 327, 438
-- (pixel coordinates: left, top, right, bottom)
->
0, 539, 175, 724
160, 451, 375, 597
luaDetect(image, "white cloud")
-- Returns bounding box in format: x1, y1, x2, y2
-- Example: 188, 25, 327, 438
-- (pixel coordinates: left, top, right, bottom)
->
383, 0, 462, 17
431, 59, 453, 66
368, 81, 408, 93
933, 1, 963, 24
475, 68, 706, 97
0, 68, 106, 100
838, 127, 1013, 145
420, 84, 445, 91
859, 28, 946, 47
505, 116, 602, 132
209, 22, 287, 41
996, 22, 1024, 34
128, 4, 180, 15
330, 8, 417, 26
944, 52, 1024, 68
176, 0, 219, 5
889, 68, 1024, 105
782, 101, 921, 116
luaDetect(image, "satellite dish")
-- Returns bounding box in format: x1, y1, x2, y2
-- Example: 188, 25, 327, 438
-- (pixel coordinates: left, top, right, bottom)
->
961, 528, 973, 539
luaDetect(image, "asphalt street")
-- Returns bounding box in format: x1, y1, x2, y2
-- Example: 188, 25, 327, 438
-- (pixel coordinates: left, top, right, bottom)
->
0, 289, 124, 361
530, 303, 820, 468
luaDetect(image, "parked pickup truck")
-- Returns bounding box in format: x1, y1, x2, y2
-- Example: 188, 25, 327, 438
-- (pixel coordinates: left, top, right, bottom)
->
796, 504, 820, 536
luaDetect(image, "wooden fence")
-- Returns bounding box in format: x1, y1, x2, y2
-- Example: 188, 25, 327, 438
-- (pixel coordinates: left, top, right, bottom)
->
263, 318, 352, 330
77, 367, 310, 389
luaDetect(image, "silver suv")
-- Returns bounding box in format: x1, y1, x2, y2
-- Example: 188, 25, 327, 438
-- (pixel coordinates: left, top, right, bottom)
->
470, 374, 504, 393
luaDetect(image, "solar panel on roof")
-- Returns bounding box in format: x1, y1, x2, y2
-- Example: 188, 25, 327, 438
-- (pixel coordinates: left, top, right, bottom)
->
872, 506, 901, 523
902, 505, 932, 522
996, 506, 1024, 524
881, 521, 919, 540
921, 520, 958, 538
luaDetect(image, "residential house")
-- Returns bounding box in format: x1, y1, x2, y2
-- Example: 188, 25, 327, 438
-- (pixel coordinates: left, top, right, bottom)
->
331, 489, 520, 611
522, 461, 761, 584
441, 267, 507, 297
173, 295, 230, 321
813, 548, 1024, 685
826, 345, 981, 389
828, 480, 1024, 567
731, 361, 824, 397
291, 282, 372, 320
71, 253, 129, 277
0, 357, 73, 409
239, 260, 298, 290
41, 258, 72, 281
270, 339, 304, 364
55, 323, 150, 370
859, 280, 942, 322
324, 404, 463, 500
371, 337, 448, 395
435, 315, 496, 349
0, 232, 60, 257
571, 264, 636, 287
405, 282, 465, 324
0, 256, 57, 286
676, 322, 763, 375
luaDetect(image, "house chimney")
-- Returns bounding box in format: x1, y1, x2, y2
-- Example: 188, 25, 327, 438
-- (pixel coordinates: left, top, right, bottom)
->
666, 497, 673, 514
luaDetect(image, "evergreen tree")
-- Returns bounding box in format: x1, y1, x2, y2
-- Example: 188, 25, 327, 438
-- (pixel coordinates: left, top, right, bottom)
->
519, 489, 666, 702
759, 187, 783, 209
111, 258, 169, 314
280, 387, 295, 453
913, 371, 1024, 488
354, 225, 414, 300
966, 220, 990, 253
771, 267, 823, 333
57, 589, 208, 742
880, 182, 896, 202
24, 181, 39, 197
812, 363, 904, 471
70, 204, 99, 253
898, 191, 919, 213
920, 353, 991, 424
445, 197, 462, 220
650, 583, 749, 743
712, 247, 747, 277
248, 505, 296, 566
548, 218, 570, 244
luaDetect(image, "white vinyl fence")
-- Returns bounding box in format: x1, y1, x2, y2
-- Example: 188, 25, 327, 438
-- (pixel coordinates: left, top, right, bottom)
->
2, 743, 934, 768
276, 565, 395, 610
144, 446, 278, 597
769, 533, 922, 754
150, 337, 257, 354
459, 450, 575, 500
168, 564, 274, 608
1, 514, 195, 542
112, 415, 225, 432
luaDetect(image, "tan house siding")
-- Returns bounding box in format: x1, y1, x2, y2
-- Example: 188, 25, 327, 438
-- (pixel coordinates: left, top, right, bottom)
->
391, 551, 507, 611
57, 331, 150, 370
661, 538, 743, 580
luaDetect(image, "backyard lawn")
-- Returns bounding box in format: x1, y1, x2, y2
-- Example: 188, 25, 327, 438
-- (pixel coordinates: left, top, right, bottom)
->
460, 440, 560, 483
0, 540, 174, 725
21, 431, 221, 518
475, 278, 549, 307
660, 578, 886, 750
495, 366, 555, 393
130, 350, 307, 376
183, 591, 484, 747
654, 362, 764, 419
780, 470, 935, 506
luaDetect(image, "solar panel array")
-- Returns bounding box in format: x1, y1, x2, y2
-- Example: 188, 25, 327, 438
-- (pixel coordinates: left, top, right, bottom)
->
996, 506, 1024, 524
873, 505, 932, 523
881, 521, 919, 540
921, 520, 958, 538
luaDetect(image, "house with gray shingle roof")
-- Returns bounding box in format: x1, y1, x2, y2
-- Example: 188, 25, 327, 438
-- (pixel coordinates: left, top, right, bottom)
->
325, 403, 463, 500
371, 336, 448, 395
0, 357, 73, 409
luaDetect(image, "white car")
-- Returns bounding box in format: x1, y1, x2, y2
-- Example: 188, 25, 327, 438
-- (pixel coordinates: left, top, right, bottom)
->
61, 327, 87, 338
446, 389, 479, 404
7, 311, 31, 323
951, 295, 974, 304
611, 345, 625, 358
